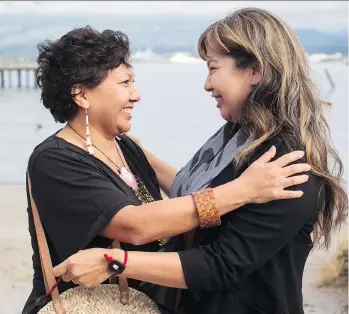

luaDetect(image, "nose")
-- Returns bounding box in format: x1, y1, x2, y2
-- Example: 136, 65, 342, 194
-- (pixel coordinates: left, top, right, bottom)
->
130, 86, 141, 103
204, 75, 212, 92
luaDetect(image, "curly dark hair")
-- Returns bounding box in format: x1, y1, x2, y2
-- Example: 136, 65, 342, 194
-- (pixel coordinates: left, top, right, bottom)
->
36, 26, 131, 123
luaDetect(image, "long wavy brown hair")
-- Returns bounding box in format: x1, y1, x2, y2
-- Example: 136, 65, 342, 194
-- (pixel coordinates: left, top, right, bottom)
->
198, 8, 347, 249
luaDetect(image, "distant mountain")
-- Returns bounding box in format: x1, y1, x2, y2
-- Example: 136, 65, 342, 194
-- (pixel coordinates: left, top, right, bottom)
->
0, 13, 347, 60
294, 29, 348, 55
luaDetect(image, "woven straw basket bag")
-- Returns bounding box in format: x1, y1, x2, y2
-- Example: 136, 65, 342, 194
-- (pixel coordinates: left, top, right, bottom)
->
27, 174, 160, 314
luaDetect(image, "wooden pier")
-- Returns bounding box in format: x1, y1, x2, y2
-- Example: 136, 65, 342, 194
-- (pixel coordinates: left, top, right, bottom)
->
0, 61, 38, 89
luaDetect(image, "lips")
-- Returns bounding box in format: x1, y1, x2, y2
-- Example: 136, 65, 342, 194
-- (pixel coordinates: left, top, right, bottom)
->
212, 94, 222, 101
212, 95, 223, 108
121, 107, 133, 115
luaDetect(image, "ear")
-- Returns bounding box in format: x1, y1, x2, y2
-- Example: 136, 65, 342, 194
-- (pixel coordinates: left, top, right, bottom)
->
71, 85, 90, 110
250, 63, 261, 86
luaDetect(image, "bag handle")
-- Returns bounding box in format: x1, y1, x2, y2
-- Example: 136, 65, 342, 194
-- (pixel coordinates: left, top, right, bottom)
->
110, 240, 129, 305
27, 173, 66, 314
27, 173, 130, 313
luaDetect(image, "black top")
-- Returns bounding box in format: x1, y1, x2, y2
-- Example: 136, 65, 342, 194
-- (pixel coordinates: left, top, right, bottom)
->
147, 135, 323, 314
23, 133, 162, 313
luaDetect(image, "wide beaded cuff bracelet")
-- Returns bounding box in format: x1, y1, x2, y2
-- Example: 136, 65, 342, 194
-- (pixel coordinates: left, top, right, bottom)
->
191, 188, 221, 229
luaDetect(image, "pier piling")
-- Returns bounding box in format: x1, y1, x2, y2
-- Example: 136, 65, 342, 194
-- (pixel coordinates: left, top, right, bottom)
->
0, 61, 37, 89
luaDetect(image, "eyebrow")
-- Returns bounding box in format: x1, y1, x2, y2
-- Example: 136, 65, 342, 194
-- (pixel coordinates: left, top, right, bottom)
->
115, 70, 134, 80
127, 71, 135, 79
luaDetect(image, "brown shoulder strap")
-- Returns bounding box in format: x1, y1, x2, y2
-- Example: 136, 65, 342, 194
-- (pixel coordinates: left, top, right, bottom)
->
27, 172, 131, 312
27, 173, 66, 314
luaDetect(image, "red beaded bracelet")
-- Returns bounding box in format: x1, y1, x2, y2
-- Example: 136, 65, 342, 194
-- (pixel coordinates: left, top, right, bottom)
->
104, 250, 128, 267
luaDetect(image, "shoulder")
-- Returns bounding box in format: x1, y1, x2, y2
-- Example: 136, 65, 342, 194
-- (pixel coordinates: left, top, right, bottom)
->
28, 134, 94, 177
28, 135, 60, 170
240, 133, 324, 217
240, 133, 304, 169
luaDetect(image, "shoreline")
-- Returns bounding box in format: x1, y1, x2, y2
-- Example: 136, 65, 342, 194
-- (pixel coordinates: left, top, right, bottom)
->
0, 184, 347, 313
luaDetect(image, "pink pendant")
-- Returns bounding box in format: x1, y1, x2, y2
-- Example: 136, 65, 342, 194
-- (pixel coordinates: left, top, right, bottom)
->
120, 167, 138, 191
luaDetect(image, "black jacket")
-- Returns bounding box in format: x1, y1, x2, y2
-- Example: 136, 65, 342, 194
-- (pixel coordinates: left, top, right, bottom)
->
146, 135, 323, 314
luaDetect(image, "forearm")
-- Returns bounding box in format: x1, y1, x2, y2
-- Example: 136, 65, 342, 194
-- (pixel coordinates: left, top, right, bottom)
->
112, 249, 187, 289
141, 147, 178, 196
137, 180, 248, 240
104, 178, 247, 245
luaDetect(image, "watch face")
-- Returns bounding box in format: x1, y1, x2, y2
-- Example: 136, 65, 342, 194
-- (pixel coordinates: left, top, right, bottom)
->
109, 260, 125, 276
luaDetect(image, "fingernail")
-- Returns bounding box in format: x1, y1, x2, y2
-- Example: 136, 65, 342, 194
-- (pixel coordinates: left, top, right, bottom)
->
269, 145, 275, 152
298, 151, 305, 157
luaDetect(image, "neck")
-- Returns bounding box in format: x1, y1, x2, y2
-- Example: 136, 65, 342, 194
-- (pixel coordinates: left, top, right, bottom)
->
68, 112, 119, 151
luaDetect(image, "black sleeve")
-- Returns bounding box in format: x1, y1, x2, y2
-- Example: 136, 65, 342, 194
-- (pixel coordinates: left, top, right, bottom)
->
28, 147, 138, 261
178, 139, 322, 293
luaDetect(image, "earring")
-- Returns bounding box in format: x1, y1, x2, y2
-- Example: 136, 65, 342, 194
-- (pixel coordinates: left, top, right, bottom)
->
85, 109, 94, 155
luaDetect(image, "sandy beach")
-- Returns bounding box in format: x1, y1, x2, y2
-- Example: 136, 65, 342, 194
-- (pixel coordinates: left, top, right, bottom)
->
0, 184, 347, 314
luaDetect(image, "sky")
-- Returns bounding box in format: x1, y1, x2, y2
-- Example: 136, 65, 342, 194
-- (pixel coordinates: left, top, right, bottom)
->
0, 1, 347, 31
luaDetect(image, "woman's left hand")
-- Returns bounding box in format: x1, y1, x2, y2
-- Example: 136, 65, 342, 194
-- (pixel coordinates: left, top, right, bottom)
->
53, 248, 112, 288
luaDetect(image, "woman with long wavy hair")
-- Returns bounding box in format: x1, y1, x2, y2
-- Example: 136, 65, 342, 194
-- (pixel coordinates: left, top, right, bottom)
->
54, 8, 347, 314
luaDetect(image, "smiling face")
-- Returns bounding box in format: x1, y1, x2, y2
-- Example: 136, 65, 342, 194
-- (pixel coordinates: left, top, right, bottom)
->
73, 63, 140, 137
204, 47, 261, 122
89, 64, 140, 136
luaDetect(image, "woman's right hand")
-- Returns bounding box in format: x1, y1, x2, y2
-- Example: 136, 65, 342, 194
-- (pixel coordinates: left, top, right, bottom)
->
236, 146, 311, 204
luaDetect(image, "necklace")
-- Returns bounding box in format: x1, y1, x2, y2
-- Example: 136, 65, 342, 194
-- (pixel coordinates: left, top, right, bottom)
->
67, 124, 138, 191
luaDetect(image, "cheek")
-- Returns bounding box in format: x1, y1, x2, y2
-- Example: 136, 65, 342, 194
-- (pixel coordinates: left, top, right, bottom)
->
102, 87, 129, 112
212, 71, 236, 93
225, 77, 250, 103
115, 87, 130, 104
211, 73, 228, 97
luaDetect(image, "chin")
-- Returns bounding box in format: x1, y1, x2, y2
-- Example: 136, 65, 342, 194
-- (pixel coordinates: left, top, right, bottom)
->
220, 106, 241, 123
119, 123, 131, 135
114, 121, 131, 136
219, 109, 231, 122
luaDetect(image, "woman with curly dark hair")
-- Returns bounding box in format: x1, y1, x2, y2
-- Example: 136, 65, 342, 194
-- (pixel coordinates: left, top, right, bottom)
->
23, 25, 311, 313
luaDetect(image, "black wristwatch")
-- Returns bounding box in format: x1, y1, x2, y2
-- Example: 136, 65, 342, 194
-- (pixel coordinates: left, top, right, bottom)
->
104, 252, 127, 276
108, 259, 125, 276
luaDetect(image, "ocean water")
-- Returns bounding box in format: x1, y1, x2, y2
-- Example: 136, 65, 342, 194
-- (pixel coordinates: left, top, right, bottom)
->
0, 61, 347, 184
